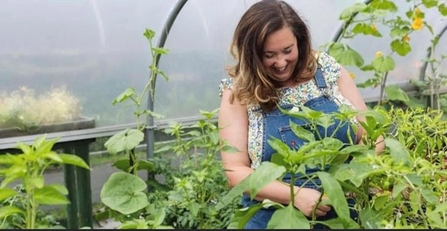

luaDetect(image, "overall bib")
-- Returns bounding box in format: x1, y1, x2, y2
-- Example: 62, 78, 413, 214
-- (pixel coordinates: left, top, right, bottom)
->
242, 68, 358, 229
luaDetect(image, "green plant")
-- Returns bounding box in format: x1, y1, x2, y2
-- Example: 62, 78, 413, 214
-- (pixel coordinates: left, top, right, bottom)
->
323, 0, 447, 108
97, 26, 240, 229
0, 184, 63, 229
0, 135, 90, 229
97, 109, 239, 229
103, 28, 166, 175
149, 109, 240, 229
0, 86, 82, 131
97, 27, 173, 229
352, 106, 447, 229
217, 105, 447, 229
411, 41, 447, 111
217, 105, 371, 229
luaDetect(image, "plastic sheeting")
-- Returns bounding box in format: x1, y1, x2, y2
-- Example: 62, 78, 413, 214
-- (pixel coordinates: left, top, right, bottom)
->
1, 0, 446, 127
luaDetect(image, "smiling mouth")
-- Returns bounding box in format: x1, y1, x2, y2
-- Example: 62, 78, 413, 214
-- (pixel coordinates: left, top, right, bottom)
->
274, 66, 286, 72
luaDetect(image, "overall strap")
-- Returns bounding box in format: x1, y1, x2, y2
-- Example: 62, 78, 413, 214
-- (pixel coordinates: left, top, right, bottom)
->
313, 67, 332, 98
313, 67, 327, 89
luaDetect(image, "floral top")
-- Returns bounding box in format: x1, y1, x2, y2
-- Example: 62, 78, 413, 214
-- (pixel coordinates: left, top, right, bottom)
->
218, 51, 357, 169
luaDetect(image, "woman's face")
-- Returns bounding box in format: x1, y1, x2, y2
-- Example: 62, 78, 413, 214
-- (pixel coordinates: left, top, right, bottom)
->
262, 26, 299, 86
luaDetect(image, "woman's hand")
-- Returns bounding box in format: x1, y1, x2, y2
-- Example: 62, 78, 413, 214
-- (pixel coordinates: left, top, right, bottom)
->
293, 187, 332, 217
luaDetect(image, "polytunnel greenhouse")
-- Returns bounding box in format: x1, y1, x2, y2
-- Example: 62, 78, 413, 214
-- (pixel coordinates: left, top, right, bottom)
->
1, 0, 447, 229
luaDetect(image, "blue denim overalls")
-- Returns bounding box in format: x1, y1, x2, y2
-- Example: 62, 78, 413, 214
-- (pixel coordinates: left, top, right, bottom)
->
242, 68, 358, 229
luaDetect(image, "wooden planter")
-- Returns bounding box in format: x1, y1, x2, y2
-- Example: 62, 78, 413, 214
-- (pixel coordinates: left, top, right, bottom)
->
0, 116, 96, 138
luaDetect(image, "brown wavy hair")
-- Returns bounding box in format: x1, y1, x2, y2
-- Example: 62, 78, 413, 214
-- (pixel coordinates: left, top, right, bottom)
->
226, 0, 317, 111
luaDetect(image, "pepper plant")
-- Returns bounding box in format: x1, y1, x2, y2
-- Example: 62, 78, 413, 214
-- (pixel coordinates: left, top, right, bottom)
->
216, 105, 447, 229
0, 135, 89, 229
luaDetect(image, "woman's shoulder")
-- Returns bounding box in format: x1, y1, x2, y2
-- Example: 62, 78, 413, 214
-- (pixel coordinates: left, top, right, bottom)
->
316, 51, 342, 82
218, 78, 233, 97
316, 51, 339, 68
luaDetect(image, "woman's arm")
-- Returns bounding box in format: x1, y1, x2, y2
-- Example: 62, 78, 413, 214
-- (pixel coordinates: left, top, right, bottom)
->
337, 65, 385, 154
218, 88, 331, 217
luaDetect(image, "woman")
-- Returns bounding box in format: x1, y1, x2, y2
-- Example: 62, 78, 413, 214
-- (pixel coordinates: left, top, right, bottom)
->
218, 0, 382, 229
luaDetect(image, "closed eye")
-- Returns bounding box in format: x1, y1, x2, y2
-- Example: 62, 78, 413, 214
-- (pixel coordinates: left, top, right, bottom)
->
264, 53, 274, 59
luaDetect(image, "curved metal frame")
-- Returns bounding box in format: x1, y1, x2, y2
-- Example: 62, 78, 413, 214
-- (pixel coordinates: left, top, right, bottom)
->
330, 0, 372, 43
144, 0, 447, 179
147, 0, 376, 166
419, 24, 447, 81
329, 0, 447, 102
145, 0, 188, 182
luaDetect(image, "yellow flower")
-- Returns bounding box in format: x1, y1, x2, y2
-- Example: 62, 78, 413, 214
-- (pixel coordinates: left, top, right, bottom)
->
375, 51, 383, 58
413, 7, 421, 17
349, 72, 355, 79
370, 23, 377, 32
403, 35, 410, 42
412, 17, 423, 30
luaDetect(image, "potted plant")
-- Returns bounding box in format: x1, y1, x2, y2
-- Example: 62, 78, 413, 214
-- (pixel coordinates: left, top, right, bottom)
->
0, 86, 95, 138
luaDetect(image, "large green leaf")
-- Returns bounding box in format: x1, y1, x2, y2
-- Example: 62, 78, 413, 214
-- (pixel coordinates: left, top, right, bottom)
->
328, 164, 353, 181
384, 85, 410, 103
339, 145, 369, 156
317, 172, 350, 224
328, 44, 364, 67
347, 161, 374, 187
421, 188, 439, 205
0, 188, 17, 202
390, 26, 410, 37
33, 136, 58, 156
32, 175, 45, 189
339, 2, 367, 20
358, 207, 383, 229
422, 0, 438, 8
216, 175, 251, 211
391, 39, 411, 56
0, 154, 15, 164
384, 138, 411, 166
34, 186, 70, 205
112, 159, 156, 173
324, 216, 361, 229
46, 183, 69, 195
216, 162, 286, 211
372, 55, 395, 72
227, 204, 264, 229
268, 137, 294, 158
248, 162, 287, 199
43, 151, 63, 163
290, 122, 315, 142
426, 202, 447, 228
369, 0, 397, 11
439, 3, 447, 16
352, 23, 382, 37
406, 173, 423, 186
267, 205, 309, 229
391, 182, 407, 199
100, 172, 149, 214
105, 129, 144, 154
0, 206, 24, 219
58, 154, 90, 169
112, 87, 135, 105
